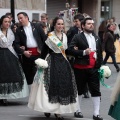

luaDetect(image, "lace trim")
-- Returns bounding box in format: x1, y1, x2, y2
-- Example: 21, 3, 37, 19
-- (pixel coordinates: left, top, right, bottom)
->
43, 54, 77, 105
0, 82, 23, 94
0, 61, 24, 94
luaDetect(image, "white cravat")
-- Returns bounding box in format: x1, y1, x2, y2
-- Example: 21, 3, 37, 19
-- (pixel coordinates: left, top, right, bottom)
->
84, 32, 96, 51
84, 32, 97, 59
23, 22, 37, 48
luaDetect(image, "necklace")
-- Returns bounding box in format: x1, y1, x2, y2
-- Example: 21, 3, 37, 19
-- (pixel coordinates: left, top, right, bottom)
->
54, 31, 63, 42
1, 29, 7, 37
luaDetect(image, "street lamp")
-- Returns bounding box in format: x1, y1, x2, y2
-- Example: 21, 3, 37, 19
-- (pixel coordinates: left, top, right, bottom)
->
10, 0, 15, 23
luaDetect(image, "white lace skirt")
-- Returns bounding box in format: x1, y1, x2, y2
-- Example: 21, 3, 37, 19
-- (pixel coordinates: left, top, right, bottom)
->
28, 80, 79, 114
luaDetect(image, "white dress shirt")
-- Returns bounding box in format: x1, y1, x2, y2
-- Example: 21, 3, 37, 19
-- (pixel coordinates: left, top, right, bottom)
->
83, 32, 97, 59
23, 22, 38, 48
84, 32, 96, 51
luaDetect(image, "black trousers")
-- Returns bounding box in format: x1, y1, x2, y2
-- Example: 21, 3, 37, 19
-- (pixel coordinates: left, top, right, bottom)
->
21, 55, 39, 85
103, 52, 119, 69
74, 68, 101, 97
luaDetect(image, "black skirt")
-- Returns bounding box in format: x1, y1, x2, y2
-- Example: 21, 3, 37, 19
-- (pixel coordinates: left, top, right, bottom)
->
0, 48, 24, 94
44, 53, 77, 105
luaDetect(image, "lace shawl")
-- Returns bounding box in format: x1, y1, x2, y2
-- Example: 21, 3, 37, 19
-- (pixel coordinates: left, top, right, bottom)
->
0, 28, 18, 58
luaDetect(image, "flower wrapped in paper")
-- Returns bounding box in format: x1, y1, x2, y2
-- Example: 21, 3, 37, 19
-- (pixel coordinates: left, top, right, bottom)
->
35, 58, 48, 69
100, 65, 111, 78
34, 58, 48, 84
98, 65, 111, 88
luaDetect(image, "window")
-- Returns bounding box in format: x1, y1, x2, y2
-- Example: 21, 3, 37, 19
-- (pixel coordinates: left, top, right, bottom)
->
101, 0, 112, 21
32, 13, 39, 21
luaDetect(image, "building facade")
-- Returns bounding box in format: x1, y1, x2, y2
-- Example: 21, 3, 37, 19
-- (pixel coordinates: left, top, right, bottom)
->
47, 0, 120, 33
0, 0, 46, 22
0, 0, 119, 33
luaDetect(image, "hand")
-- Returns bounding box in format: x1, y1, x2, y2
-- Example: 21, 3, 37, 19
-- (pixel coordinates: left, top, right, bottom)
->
23, 51, 32, 58
44, 28, 47, 34
85, 48, 91, 55
74, 46, 78, 50
20, 46, 25, 50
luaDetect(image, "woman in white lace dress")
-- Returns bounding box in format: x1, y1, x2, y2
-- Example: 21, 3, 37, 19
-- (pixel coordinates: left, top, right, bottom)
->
28, 17, 79, 120
0, 15, 29, 105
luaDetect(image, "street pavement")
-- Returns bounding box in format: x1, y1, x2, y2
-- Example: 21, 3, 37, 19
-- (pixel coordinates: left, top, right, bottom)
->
0, 64, 118, 120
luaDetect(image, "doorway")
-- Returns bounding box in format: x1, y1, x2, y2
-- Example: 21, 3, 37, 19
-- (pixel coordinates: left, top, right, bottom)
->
100, 0, 112, 22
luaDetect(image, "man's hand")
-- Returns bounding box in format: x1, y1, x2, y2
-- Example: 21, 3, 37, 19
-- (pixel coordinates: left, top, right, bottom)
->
74, 46, 78, 50
85, 48, 91, 55
20, 46, 25, 50
23, 51, 32, 58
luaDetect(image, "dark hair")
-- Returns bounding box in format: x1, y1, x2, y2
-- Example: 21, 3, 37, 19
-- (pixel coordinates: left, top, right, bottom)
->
0, 15, 9, 26
39, 21, 47, 28
81, 17, 93, 30
81, 17, 93, 26
74, 14, 84, 21
32, 19, 39, 23
5, 12, 12, 17
50, 17, 63, 31
17, 12, 29, 20
17, 12, 28, 17
104, 23, 114, 37
106, 23, 113, 29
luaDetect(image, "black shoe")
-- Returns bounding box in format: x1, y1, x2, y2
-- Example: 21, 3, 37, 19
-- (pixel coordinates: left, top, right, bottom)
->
83, 92, 90, 98
116, 68, 120, 72
56, 117, 64, 120
74, 112, 83, 118
93, 115, 103, 120
54, 114, 64, 120
44, 113, 51, 118
2, 99, 8, 106
0, 100, 3, 105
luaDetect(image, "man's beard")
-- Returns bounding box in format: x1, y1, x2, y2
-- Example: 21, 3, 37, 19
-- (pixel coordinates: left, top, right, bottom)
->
84, 28, 94, 33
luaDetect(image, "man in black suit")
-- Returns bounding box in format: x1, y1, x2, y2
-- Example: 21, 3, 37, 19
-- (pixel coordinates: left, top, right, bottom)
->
67, 14, 84, 45
67, 14, 89, 98
14, 12, 46, 86
40, 13, 50, 33
68, 17, 103, 120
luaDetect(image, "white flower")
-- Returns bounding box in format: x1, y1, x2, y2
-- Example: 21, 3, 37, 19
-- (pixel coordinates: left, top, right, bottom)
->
35, 58, 48, 69
100, 65, 111, 78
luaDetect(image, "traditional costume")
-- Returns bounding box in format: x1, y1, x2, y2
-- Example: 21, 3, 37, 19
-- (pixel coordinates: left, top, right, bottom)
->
68, 31, 103, 120
28, 31, 79, 114
108, 73, 120, 120
0, 28, 29, 99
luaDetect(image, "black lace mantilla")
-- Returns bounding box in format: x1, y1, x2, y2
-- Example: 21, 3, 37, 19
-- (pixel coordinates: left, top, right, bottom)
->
43, 53, 77, 105
0, 48, 24, 94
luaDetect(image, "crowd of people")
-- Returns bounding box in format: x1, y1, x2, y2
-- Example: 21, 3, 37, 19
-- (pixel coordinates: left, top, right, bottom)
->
0, 11, 120, 120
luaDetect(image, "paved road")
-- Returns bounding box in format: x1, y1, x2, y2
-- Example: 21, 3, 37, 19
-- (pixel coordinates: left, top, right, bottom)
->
0, 64, 118, 120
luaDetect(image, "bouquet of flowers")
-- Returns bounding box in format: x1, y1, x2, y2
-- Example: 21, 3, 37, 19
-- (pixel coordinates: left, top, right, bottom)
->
34, 58, 48, 84
100, 65, 111, 78
35, 58, 48, 69
98, 65, 111, 88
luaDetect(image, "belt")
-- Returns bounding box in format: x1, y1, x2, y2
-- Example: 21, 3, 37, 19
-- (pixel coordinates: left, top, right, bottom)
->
27, 47, 40, 56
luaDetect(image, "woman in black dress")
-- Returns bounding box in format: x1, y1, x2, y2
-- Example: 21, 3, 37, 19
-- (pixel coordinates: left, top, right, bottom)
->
28, 17, 79, 120
0, 15, 29, 105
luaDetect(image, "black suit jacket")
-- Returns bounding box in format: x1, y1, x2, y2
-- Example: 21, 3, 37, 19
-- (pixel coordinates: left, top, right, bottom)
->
13, 22, 46, 55
67, 26, 79, 45
68, 32, 103, 68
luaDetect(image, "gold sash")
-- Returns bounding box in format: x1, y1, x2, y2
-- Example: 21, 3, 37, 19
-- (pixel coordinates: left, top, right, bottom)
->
47, 33, 67, 59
